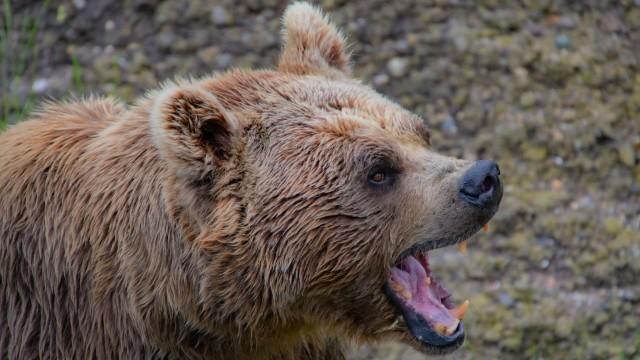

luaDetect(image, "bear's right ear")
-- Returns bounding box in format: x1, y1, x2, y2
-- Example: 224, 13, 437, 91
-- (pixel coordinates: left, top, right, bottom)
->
278, 2, 351, 76
150, 84, 241, 181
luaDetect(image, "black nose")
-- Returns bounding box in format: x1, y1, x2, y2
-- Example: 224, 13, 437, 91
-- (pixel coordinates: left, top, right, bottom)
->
459, 160, 502, 208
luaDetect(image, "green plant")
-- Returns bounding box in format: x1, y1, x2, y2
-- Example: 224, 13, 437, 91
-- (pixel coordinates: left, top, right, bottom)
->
71, 52, 83, 93
0, 0, 49, 131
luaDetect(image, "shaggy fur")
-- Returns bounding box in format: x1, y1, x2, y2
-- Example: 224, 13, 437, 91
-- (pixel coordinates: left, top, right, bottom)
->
0, 3, 480, 359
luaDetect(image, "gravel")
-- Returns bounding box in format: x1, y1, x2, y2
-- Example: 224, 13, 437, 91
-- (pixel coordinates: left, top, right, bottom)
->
2, 1, 639, 359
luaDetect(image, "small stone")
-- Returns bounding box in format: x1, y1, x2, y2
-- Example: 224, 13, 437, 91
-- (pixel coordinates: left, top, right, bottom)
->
31, 78, 48, 94
216, 53, 233, 69
553, 156, 564, 166
440, 115, 459, 136
555, 34, 572, 49
211, 6, 234, 26
387, 57, 409, 78
513, 67, 529, 86
554, 16, 576, 30
105, 20, 115, 32
406, 33, 418, 46
618, 289, 640, 301
172, 39, 191, 52
154, 1, 182, 24
519, 92, 537, 108
322, 0, 337, 9
131, 51, 149, 71
618, 144, 636, 167
372, 73, 389, 86
73, 0, 86, 9
497, 292, 515, 307
197, 46, 219, 64
394, 40, 410, 55
453, 35, 467, 52
550, 179, 563, 191
526, 22, 546, 36
56, 5, 67, 23
156, 31, 176, 51
134, 70, 156, 88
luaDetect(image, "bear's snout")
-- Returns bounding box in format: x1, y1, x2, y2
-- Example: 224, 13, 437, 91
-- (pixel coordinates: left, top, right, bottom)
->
458, 160, 502, 209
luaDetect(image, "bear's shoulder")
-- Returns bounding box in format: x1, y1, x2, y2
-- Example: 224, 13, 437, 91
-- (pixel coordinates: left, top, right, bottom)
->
35, 97, 127, 126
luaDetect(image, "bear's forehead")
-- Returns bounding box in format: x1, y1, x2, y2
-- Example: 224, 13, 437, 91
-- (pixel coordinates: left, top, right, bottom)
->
204, 70, 430, 145
291, 78, 430, 143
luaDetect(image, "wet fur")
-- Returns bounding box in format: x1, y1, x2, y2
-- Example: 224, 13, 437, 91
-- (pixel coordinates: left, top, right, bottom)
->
0, 3, 474, 359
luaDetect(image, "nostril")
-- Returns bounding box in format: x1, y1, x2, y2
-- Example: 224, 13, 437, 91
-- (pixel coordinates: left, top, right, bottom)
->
459, 160, 502, 208
480, 175, 494, 194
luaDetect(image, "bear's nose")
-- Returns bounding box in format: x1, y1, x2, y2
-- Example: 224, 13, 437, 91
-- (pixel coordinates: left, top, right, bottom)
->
459, 160, 502, 208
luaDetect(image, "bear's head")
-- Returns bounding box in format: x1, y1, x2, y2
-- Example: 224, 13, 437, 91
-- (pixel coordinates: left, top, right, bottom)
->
149, 2, 502, 356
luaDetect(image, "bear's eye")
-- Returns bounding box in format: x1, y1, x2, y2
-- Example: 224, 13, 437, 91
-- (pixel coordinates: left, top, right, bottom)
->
369, 171, 386, 184
367, 165, 396, 189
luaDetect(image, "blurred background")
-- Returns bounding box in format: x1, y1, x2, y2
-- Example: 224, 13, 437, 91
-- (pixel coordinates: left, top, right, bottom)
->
1, 0, 639, 359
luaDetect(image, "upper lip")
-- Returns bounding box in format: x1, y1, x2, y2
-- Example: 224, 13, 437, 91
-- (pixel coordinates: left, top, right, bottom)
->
394, 236, 469, 265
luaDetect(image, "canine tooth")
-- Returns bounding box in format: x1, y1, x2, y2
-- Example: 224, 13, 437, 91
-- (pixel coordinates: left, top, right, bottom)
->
449, 299, 469, 320
457, 241, 468, 254
434, 321, 459, 336
483, 223, 490, 233
447, 319, 460, 335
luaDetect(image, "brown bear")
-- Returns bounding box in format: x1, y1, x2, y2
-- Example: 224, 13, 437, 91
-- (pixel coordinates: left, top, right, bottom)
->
0, 3, 502, 359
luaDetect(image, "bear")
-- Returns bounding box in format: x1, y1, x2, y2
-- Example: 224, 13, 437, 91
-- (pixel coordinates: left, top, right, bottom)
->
0, 2, 502, 359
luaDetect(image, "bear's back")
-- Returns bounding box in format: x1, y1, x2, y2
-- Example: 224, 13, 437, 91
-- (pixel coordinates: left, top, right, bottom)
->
0, 98, 167, 359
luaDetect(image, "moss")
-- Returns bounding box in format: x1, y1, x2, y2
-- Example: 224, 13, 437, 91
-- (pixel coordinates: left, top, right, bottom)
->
603, 217, 625, 236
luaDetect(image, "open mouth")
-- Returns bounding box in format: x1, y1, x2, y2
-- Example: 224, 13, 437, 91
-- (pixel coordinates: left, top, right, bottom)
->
385, 247, 471, 351
383, 159, 501, 352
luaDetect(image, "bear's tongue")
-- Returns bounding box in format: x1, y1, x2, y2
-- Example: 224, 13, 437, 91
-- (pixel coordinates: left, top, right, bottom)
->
388, 254, 468, 336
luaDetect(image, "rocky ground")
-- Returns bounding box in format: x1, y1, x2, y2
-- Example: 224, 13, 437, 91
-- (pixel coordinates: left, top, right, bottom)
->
2, 0, 639, 359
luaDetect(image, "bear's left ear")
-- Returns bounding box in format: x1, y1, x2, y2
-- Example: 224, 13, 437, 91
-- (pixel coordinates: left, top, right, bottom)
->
278, 2, 351, 76
150, 84, 241, 181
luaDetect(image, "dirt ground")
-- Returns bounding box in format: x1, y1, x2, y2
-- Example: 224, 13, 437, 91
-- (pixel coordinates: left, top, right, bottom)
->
1, 0, 639, 359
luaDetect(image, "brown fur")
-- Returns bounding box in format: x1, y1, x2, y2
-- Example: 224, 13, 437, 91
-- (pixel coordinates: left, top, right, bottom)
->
0, 3, 478, 359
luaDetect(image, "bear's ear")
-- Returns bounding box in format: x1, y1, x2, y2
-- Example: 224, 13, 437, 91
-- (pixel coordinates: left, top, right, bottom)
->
278, 2, 351, 76
150, 84, 241, 181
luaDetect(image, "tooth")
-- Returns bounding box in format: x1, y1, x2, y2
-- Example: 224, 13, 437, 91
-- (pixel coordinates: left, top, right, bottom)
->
434, 320, 459, 336
434, 323, 448, 336
424, 276, 432, 286
449, 299, 469, 320
483, 223, 490, 233
457, 241, 468, 253
390, 280, 412, 301
447, 319, 460, 335
390, 281, 403, 293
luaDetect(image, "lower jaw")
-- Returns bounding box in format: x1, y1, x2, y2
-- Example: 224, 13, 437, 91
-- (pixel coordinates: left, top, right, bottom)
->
385, 284, 465, 353
384, 251, 469, 351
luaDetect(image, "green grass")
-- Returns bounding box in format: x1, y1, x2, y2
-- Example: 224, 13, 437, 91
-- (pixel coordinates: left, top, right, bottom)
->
71, 53, 84, 93
0, 0, 50, 131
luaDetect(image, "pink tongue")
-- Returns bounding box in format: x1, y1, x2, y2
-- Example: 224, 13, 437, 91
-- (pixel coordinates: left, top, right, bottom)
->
389, 256, 458, 329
